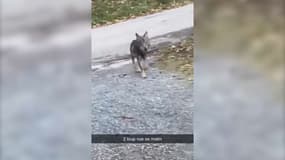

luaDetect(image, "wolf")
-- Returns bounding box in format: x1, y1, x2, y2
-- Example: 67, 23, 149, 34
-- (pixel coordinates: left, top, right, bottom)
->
130, 31, 151, 78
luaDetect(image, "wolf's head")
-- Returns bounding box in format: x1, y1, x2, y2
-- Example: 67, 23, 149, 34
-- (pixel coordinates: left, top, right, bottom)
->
135, 32, 151, 52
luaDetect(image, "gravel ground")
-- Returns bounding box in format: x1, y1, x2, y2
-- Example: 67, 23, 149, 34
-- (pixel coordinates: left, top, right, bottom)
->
92, 144, 193, 160
91, 56, 194, 159
92, 57, 193, 134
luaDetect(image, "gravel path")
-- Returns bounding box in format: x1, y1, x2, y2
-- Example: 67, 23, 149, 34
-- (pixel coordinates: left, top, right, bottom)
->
91, 55, 194, 160
92, 144, 193, 160
92, 57, 193, 134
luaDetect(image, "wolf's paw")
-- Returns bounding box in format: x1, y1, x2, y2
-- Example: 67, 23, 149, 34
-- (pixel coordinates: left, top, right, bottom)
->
141, 71, 147, 78
136, 67, 142, 73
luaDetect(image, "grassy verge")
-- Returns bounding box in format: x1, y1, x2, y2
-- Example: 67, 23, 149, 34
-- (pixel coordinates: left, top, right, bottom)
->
155, 36, 194, 82
92, 0, 192, 27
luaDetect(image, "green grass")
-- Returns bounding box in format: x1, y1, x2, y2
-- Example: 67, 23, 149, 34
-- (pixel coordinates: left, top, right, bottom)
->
92, 0, 192, 27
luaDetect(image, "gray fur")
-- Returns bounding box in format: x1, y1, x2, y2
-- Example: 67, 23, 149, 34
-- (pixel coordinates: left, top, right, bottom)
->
130, 32, 151, 78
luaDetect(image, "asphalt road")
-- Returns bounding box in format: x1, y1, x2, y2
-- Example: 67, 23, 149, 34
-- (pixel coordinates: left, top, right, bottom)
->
92, 4, 193, 58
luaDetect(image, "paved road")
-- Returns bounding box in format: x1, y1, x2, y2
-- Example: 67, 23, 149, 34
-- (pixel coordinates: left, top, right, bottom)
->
92, 4, 193, 58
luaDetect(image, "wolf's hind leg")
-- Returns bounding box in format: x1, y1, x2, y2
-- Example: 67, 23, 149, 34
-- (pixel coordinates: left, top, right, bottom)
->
131, 56, 140, 72
131, 56, 137, 71
131, 56, 135, 64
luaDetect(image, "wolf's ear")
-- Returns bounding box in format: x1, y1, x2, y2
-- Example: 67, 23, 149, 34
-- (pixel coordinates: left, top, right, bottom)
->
143, 31, 148, 38
135, 33, 140, 39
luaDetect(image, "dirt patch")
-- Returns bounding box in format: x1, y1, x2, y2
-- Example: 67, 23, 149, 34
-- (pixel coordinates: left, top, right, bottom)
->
154, 35, 194, 82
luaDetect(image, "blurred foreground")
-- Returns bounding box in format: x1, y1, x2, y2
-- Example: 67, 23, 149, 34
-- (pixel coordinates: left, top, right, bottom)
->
1, 0, 91, 160
195, 1, 284, 160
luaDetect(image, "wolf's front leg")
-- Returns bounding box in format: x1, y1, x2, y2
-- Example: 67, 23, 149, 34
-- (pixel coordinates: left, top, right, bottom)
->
137, 58, 146, 78
141, 70, 147, 78
136, 67, 142, 73
136, 63, 142, 73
